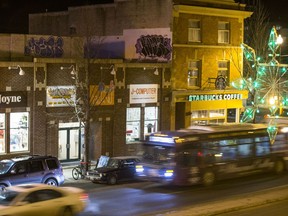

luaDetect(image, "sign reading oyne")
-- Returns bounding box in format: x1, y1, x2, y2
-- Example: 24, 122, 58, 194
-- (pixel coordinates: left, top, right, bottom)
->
0, 91, 27, 108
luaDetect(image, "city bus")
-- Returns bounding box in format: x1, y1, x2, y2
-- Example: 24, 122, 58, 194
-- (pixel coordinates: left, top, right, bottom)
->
135, 123, 288, 186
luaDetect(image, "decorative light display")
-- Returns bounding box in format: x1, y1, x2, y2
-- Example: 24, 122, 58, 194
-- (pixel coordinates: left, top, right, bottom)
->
233, 26, 288, 143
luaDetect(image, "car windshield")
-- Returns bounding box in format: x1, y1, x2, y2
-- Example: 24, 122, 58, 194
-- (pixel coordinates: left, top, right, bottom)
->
106, 159, 119, 168
0, 189, 19, 206
0, 161, 13, 174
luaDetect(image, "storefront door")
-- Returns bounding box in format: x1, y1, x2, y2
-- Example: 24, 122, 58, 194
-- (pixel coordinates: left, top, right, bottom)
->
58, 123, 81, 161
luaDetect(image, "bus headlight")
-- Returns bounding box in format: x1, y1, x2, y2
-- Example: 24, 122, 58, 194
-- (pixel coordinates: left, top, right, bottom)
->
164, 169, 173, 177
136, 165, 144, 173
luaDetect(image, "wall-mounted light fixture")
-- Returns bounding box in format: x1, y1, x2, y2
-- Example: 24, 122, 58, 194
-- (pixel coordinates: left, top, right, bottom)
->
100, 65, 116, 75
110, 66, 116, 75
8, 65, 25, 75
154, 68, 159, 75
60, 65, 77, 79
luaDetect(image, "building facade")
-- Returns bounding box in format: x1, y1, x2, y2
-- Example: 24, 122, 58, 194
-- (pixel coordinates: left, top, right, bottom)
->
0, 0, 252, 162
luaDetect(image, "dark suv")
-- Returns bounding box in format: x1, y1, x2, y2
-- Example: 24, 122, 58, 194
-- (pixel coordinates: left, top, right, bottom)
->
87, 156, 140, 185
0, 155, 64, 190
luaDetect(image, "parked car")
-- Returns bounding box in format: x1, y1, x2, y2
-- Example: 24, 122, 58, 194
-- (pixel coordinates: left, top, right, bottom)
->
0, 184, 88, 216
0, 155, 64, 190
86, 156, 140, 185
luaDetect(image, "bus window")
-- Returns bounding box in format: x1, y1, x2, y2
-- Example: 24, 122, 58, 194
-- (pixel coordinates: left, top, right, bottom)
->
219, 139, 237, 161
255, 136, 270, 156
238, 143, 253, 158
177, 151, 198, 167
237, 138, 253, 158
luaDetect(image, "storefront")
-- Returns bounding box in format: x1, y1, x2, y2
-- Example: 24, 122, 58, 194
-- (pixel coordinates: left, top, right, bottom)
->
171, 89, 249, 129
0, 91, 29, 155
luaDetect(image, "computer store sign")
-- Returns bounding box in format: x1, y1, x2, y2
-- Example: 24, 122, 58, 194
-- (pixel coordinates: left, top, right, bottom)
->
0, 91, 27, 108
129, 84, 158, 104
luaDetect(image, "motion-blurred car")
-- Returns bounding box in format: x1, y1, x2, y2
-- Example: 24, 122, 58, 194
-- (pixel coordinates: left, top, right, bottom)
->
0, 184, 88, 216
0, 155, 64, 190
86, 156, 140, 185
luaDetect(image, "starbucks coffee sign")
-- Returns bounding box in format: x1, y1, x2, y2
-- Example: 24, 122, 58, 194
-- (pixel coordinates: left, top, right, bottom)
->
0, 91, 27, 108
188, 93, 242, 101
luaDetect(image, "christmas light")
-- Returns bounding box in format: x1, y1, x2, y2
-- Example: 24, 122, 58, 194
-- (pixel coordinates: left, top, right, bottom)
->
239, 26, 288, 143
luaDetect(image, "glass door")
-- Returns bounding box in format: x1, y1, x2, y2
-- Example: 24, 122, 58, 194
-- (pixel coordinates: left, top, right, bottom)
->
58, 122, 81, 161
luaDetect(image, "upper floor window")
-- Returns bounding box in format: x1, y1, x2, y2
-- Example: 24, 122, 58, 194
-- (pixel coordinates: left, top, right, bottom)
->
188, 20, 201, 42
218, 22, 230, 44
188, 60, 201, 88
218, 60, 230, 85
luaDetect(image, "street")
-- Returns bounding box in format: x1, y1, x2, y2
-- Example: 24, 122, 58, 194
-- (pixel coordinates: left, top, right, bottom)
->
62, 168, 288, 216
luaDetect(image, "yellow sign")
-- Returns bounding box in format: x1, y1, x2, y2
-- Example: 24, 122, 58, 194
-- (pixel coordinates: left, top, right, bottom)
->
90, 81, 114, 106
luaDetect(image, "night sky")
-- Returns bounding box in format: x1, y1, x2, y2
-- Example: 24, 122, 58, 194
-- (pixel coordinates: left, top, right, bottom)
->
0, 0, 287, 34
0, 0, 113, 34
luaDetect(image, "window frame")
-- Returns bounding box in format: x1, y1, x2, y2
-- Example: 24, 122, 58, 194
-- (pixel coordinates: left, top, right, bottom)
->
187, 60, 201, 88
217, 60, 230, 85
218, 22, 230, 44
126, 106, 159, 143
188, 19, 201, 43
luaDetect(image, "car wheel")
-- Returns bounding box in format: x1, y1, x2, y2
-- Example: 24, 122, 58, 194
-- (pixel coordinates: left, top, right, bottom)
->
274, 160, 285, 174
107, 175, 117, 185
62, 206, 74, 216
45, 178, 58, 186
0, 184, 7, 191
202, 170, 216, 187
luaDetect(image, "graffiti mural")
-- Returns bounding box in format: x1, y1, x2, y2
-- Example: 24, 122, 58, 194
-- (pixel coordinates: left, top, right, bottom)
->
25, 36, 64, 58
135, 35, 172, 61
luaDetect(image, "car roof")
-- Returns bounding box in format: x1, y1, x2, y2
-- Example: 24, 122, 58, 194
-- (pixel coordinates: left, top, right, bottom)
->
111, 156, 140, 160
1, 155, 57, 163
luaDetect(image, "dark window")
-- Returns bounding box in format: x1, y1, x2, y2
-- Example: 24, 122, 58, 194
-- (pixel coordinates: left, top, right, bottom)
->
30, 161, 44, 172
11, 162, 27, 174
46, 159, 59, 170
255, 136, 271, 156
23, 189, 62, 203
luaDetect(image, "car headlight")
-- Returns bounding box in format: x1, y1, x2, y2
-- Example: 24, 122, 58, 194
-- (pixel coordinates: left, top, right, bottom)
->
164, 169, 173, 177
136, 165, 144, 172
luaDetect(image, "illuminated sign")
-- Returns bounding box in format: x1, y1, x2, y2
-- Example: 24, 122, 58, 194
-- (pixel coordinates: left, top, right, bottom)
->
149, 136, 174, 144
0, 91, 27, 108
188, 94, 242, 101
46, 86, 76, 107
130, 84, 158, 104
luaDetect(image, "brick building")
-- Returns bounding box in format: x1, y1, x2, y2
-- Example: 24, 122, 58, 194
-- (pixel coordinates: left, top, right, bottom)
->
0, 0, 252, 162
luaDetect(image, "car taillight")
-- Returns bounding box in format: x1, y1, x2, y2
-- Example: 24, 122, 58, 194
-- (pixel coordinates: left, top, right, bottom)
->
79, 193, 89, 202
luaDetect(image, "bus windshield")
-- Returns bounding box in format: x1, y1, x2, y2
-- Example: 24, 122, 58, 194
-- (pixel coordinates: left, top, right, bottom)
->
140, 145, 175, 165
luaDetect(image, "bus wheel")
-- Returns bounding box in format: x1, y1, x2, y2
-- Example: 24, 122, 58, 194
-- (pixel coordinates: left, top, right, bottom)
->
202, 170, 215, 187
274, 160, 285, 174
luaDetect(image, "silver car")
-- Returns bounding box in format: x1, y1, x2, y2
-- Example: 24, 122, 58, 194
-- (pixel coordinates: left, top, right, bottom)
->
0, 155, 64, 190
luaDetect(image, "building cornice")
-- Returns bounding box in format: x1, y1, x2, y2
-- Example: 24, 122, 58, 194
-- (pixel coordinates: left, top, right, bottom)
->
173, 44, 241, 49
173, 5, 253, 19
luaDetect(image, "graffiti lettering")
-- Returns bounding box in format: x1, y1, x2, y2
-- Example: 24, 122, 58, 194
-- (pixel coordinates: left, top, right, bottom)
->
25, 36, 64, 58
135, 35, 172, 60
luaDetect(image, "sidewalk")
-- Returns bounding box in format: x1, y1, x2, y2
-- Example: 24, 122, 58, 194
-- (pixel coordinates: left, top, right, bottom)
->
61, 162, 88, 184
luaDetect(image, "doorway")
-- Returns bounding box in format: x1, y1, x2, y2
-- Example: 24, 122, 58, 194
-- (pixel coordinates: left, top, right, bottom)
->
58, 122, 81, 161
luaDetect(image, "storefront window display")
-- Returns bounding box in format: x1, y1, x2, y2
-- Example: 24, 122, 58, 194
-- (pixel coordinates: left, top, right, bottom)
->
126, 107, 158, 143
144, 107, 158, 135
0, 114, 5, 153
10, 112, 29, 152
191, 109, 225, 125
126, 108, 141, 142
